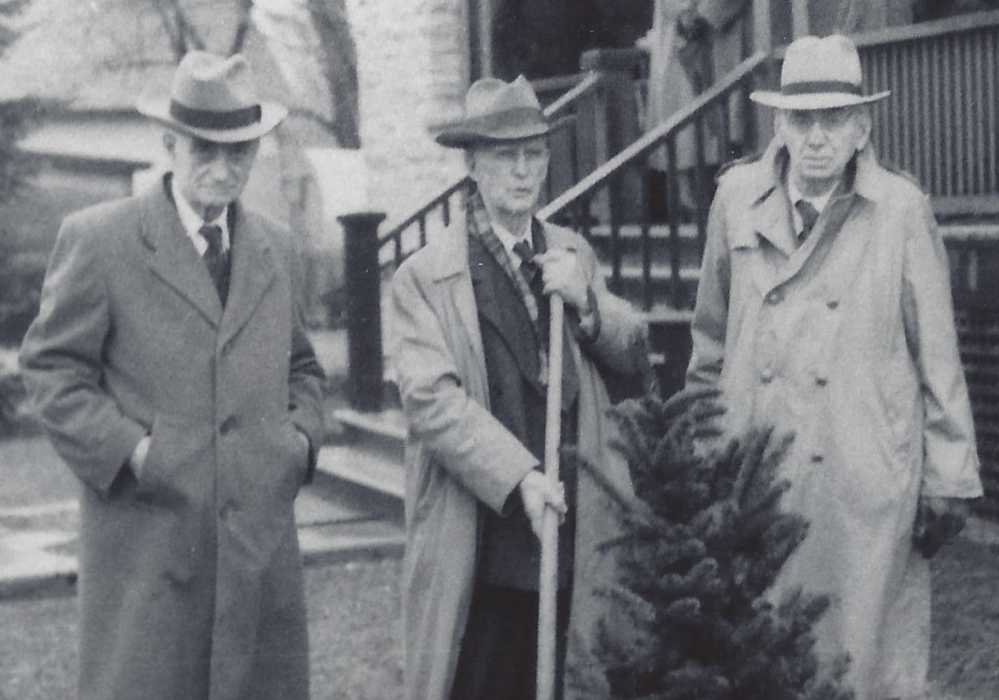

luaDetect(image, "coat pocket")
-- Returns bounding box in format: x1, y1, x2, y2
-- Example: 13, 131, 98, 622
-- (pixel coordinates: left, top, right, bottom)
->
133, 414, 213, 510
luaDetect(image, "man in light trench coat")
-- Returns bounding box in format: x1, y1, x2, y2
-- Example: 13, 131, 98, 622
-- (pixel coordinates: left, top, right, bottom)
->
391, 76, 649, 700
19, 52, 324, 700
686, 35, 983, 700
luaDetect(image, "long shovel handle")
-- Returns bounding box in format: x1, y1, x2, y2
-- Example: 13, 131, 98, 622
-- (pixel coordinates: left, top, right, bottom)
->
537, 296, 565, 700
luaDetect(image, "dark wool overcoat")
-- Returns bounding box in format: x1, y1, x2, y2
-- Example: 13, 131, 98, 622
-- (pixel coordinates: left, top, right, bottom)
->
19, 181, 325, 700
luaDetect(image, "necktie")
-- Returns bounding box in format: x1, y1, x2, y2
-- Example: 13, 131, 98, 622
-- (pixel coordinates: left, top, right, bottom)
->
795, 200, 820, 243
199, 224, 230, 305
512, 239, 549, 346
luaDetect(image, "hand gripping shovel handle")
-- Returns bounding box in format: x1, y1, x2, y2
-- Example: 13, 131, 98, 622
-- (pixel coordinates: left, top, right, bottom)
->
537, 296, 564, 700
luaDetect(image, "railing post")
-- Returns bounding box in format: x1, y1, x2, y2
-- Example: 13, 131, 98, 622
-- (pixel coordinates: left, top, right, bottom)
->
580, 48, 645, 223
339, 211, 388, 412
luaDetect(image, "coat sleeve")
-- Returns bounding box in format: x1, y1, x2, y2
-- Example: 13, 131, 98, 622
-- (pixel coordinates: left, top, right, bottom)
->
901, 195, 983, 499
19, 218, 147, 496
686, 181, 731, 391
285, 236, 326, 482
574, 237, 650, 377
391, 261, 537, 515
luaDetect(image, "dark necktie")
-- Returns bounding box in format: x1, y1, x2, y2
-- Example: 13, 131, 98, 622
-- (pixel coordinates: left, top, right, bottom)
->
199, 224, 230, 306
795, 200, 820, 243
512, 238, 549, 346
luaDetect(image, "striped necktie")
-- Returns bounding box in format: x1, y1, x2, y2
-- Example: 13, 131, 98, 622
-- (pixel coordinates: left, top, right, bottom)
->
199, 224, 230, 305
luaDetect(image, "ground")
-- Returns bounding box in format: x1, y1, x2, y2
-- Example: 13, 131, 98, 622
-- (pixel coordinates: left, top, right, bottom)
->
1, 430, 997, 698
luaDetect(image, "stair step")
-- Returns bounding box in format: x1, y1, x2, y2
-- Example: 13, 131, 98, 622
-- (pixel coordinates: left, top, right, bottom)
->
299, 520, 405, 566
587, 223, 702, 239
316, 443, 405, 501
331, 407, 407, 444
941, 223, 999, 241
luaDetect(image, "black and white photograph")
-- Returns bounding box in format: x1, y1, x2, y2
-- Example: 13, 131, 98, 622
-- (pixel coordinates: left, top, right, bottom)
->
1, 1, 998, 699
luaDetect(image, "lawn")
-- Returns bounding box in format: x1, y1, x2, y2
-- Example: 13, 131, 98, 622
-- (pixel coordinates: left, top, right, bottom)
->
2, 539, 998, 700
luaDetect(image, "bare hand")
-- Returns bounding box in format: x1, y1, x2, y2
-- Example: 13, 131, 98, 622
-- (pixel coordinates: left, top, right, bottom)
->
519, 470, 567, 541
129, 435, 151, 477
534, 249, 590, 312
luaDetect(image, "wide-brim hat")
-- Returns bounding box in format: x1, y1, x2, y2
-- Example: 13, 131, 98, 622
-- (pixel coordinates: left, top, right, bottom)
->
435, 75, 571, 148
750, 35, 890, 110
137, 51, 287, 143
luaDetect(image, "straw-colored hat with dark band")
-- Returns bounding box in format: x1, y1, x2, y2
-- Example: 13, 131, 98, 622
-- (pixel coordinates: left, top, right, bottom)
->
137, 51, 287, 143
750, 35, 890, 111
435, 75, 570, 148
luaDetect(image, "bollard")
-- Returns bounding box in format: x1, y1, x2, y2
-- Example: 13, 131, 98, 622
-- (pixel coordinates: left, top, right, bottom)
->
338, 211, 388, 412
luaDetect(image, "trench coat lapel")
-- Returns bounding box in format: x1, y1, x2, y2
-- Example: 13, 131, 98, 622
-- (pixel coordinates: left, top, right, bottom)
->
468, 233, 544, 393
220, 205, 275, 343
140, 186, 223, 327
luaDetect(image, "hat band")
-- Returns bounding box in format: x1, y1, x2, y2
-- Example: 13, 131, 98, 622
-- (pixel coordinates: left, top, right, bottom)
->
169, 100, 263, 131
782, 80, 863, 97
461, 106, 548, 136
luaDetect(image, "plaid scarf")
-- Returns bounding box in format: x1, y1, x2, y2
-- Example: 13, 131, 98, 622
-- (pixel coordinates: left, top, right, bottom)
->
466, 187, 550, 382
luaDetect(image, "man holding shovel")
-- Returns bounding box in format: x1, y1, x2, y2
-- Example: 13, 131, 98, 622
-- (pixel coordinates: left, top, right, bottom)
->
391, 76, 648, 700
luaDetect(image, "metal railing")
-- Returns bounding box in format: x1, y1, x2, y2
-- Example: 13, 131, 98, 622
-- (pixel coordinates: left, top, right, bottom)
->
853, 10, 999, 217
539, 53, 770, 310
377, 71, 607, 270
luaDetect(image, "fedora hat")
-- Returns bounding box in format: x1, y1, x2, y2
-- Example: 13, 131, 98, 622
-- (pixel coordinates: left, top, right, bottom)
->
750, 35, 890, 110
435, 75, 570, 148
137, 51, 287, 143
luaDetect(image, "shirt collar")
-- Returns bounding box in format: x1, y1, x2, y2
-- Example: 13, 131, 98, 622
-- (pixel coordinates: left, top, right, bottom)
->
754, 137, 888, 207
490, 218, 532, 262
170, 178, 231, 255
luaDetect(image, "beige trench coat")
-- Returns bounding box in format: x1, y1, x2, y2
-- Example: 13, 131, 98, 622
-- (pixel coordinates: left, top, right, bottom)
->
20, 183, 325, 700
391, 219, 647, 700
687, 140, 982, 700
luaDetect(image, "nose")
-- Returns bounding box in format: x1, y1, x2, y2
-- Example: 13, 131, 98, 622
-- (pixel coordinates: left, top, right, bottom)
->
805, 120, 826, 144
512, 150, 529, 177
207, 151, 232, 180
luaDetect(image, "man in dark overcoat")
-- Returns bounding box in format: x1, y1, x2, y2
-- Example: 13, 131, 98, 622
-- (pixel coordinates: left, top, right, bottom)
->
19, 51, 325, 700
392, 76, 649, 700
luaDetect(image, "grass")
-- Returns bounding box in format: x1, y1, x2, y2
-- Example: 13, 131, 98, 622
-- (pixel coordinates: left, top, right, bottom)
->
1, 540, 999, 700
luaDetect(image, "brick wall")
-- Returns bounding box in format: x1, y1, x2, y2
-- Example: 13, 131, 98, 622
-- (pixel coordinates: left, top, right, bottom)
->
347, 0, 470, 226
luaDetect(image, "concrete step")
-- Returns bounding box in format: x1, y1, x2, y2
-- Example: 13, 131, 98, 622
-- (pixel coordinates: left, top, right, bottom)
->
588, 223, 704, 269
0, 481, 405, 600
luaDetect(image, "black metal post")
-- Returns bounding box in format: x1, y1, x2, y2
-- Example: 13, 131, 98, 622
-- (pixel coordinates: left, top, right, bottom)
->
339, 211, 388, 412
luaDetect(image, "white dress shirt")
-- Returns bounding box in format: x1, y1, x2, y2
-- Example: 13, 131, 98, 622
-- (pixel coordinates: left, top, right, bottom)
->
171, 180, 231, 255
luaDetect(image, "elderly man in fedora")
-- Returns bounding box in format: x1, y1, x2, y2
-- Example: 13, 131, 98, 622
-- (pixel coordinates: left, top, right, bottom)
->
686, 35, 982, 700
20, 52, 324, 700
391, 76, 648, 700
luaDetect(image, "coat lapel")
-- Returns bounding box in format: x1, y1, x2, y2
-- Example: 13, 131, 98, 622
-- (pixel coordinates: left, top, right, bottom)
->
140, 185, 223, 327
220, 204, 275, 344
468, 233, 544, 392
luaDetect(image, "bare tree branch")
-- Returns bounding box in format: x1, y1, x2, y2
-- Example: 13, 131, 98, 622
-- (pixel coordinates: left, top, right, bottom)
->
227, 0, 254, 55
306, 0, 361, 148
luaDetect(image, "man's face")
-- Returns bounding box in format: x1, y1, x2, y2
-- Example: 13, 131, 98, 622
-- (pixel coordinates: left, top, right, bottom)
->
775, 106, 871, 193
167, 133, 260, 218
467, 137, 550, 223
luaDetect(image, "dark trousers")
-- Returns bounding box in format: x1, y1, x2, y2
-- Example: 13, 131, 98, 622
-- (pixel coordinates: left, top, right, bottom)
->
450, 585, 572, 700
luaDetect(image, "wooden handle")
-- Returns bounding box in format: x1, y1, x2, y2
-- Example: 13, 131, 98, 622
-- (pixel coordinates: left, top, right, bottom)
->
537, 297, 565, 700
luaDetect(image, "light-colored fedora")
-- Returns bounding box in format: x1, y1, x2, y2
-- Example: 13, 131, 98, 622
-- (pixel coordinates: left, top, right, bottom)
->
435, 75, 570, 148
750, 35, 890, 110
136, 51, 287, 143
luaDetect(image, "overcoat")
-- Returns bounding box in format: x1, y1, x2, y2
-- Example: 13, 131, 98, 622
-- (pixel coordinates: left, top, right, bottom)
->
19, 181, 325, 700
687, 140, 982, 700
391, 218, 647, 700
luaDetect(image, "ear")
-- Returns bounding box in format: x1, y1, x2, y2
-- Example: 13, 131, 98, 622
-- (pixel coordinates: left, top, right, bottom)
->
853, 110, 872, 152
464, 148, 478, 182
772, 112, 787, 146
162, 131, 177, 155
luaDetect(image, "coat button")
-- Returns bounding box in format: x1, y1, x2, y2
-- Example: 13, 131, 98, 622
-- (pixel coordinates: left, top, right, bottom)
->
219, 416, 238, 435
827, 299, 839, 309
810, 453, 824, 464
219, 501, 236, 521
760, 368, 774, 383
815, 376, 828, 387
766, 290, 783, 305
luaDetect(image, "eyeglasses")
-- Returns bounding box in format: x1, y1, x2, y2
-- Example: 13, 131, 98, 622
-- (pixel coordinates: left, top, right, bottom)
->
784, 107, 857, 132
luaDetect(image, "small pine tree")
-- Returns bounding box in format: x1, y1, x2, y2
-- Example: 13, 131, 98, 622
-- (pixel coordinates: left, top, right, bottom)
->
570, 391, 853, 700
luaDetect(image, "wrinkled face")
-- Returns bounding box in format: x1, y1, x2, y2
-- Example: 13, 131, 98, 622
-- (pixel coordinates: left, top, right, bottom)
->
166, 133, 260, 218
467, 136, 550, 222
775, 106, 871, 194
